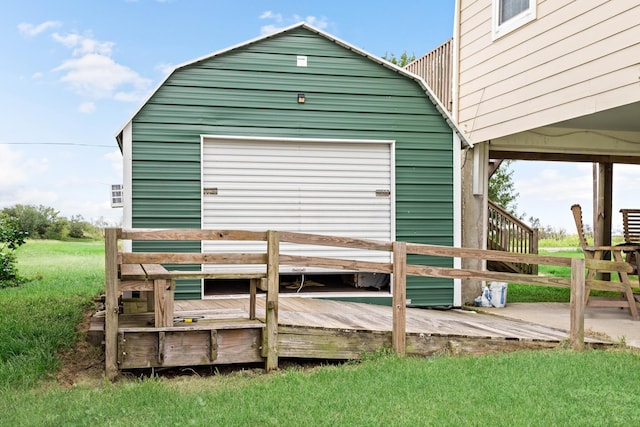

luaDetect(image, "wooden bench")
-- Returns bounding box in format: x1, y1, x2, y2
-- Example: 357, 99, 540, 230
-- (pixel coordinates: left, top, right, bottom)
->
621, 209, 640, 245
119, 262, 267, 328
119, 263, 175, 328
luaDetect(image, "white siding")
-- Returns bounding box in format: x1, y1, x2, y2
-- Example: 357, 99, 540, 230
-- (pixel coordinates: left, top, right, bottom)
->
456, 0, 640, 143
201, 136, 394, 273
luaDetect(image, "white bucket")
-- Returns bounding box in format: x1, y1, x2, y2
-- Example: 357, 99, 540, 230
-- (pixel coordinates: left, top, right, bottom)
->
489, 282, 508, 308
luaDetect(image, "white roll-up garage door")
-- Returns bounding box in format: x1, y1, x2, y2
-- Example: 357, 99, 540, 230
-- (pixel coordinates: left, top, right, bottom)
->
201, 136, 394, 273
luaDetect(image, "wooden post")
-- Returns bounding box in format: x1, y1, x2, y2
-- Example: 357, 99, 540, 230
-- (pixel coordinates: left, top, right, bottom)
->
392, 241, 407, 355
570, 257, 585, 351
154, 279, 173, 327
531, 228, 539, 275
249, 278, 257, 320
264, 230, 279, 371
104, 228, 120, 380
595, 163, 613, 281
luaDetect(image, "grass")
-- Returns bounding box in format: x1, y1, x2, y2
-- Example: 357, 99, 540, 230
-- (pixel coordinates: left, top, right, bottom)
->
508, 248, 638, 303
2, 349, 640, 425
2, 239, 640, 425
507, 249, 581, 303
538, 235, 625, 248
0, 240, 104, 390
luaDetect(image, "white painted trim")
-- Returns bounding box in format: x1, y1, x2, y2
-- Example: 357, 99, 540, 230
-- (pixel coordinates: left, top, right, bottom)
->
389, 140, 397, 244
200, 138, 206, 299
492, 0, 536, 40
122, 122, 133, 252
201, 134, 395, 146
452, 0, 462, 125
452, 133, 462, 307
472, 143, 488, 196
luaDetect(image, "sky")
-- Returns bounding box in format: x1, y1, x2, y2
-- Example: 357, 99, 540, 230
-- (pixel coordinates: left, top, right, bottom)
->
1, 0, 637, 232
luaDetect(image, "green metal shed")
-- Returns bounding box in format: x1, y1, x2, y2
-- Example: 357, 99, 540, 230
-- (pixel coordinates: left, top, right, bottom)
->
116, 22, 466, 307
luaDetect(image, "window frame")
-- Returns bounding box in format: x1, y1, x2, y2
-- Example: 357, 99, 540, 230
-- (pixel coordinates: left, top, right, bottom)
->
492, 0, 536, 40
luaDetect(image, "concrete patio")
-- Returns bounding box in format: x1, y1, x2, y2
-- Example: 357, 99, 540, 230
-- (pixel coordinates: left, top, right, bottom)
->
474, 302, 640, 349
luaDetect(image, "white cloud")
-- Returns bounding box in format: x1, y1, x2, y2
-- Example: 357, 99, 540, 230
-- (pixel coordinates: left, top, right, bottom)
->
295, 15, 329, 30
260, 11, 283, 22
52, 32, 114, 56
0, 145, 53, 210
517, 167, 592, 202
32, 72, 44, 79
0, 145, 29, 189
0, 145, 48, 191
512, 161, 640, 231
78, 101, 96, 114
105, 150, 123, 175
615, 164, 640, 184
260, 11, 330, 35
155, 62, 175, 77
260, 24, 281, 36
53, 53, 151, 101
12, 188, 59, 206
512, 162, 592, 230
18, 21, 62, 37
43, 30, 151, 104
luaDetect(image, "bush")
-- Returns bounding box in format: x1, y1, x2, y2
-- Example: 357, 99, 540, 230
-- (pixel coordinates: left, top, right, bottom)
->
0, 216, 28, 287
0, 205, 103, 241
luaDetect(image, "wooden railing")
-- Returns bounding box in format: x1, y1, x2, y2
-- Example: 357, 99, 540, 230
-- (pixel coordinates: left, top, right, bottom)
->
621, 209, 640, 244
104, 228, 636, 379
405, 38, 453, 112
488, 200, 539, 275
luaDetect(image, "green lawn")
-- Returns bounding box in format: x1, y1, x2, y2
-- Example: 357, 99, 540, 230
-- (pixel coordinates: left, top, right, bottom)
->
0, 240, 104, 390
508, 248, 638, 303
507, 249, 580, 303
2, 240, 640, 425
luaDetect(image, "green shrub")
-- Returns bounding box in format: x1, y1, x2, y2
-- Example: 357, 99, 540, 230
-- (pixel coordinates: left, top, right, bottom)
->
0, 216, 28, 287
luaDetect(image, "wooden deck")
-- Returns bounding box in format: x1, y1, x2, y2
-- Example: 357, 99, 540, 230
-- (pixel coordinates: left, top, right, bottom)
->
91, 296, 611, 371
179, 297, 610, 344
101, 227, 634, 377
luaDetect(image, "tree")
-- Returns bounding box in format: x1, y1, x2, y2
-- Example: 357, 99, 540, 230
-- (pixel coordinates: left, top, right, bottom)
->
382, 51, 416, 67
0, 204, 102, 241
488, 160, 520, 216
68, 215, 88, 239
1, 204, 60, 238
0, 216, 28, 287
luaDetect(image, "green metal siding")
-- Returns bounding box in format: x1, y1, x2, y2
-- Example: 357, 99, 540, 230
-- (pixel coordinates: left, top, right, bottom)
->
131, 27, 453, 303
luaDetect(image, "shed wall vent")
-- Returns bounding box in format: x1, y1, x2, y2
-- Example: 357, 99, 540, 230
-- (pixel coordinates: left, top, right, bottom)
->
111, 184, 123, 208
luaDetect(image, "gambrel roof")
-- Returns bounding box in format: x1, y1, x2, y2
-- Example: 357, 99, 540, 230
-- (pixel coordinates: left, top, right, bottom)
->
116, 22, 468, 149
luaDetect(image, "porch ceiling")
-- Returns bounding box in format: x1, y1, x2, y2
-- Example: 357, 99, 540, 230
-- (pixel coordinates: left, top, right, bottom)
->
553, 101, 640, 133
488, 103, 640, 165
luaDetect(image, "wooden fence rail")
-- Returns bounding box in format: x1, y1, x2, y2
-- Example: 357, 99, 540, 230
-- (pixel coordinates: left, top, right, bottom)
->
105, 228, 634, 378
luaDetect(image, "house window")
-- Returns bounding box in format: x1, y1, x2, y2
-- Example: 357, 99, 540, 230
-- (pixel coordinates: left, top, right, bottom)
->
492, 0, 536, 39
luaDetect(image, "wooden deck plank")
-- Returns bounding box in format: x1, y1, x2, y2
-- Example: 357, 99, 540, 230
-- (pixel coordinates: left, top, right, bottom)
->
142, 263, 169, 276
174, 297, 609, 344
92, 297, 612, 370
120, 264, 146, 280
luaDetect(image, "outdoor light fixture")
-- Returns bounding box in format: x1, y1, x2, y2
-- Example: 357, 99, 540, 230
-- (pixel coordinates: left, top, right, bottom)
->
298, 93, 306, 104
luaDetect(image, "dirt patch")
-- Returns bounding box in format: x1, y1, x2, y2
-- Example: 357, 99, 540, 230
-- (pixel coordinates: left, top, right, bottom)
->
54, 309, 105, 388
